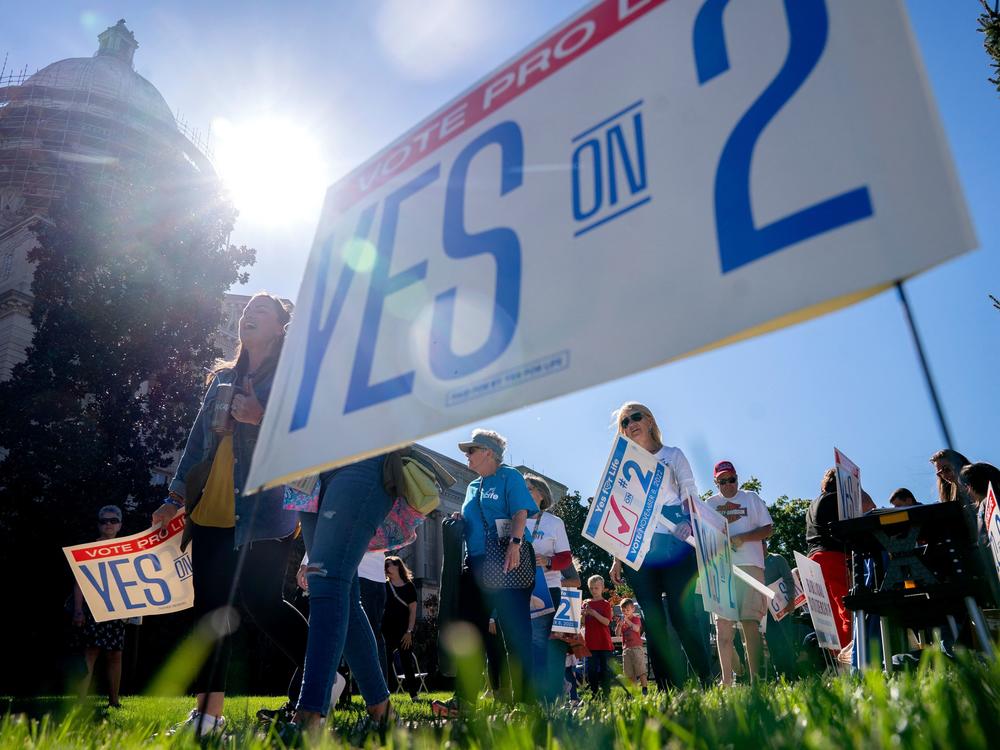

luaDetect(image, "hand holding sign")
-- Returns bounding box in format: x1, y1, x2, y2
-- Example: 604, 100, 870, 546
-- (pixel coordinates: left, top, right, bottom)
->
63, 514, 195, 623
583, 436, 668, 570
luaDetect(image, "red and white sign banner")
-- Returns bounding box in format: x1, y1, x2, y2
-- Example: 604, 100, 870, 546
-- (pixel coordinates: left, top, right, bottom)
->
794, 552, 841, 651
834, 448, 862, 521
983, 483, 1000, 585
63, 515, 194, 623
247, 0, 975, 491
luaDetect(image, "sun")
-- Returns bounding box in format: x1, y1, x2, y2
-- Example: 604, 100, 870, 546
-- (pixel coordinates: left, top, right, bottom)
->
210, 116, 329, 227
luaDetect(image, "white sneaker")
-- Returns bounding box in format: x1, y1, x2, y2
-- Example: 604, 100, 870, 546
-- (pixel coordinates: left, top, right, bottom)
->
166, 709, 227, 737
331, 672, 347, 708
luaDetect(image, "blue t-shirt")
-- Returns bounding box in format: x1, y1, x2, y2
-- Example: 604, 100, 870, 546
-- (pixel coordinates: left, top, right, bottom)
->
461, 465, 539, 557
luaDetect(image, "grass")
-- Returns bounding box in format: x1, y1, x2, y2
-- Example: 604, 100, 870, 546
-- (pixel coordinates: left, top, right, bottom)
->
2, 651, 999, 748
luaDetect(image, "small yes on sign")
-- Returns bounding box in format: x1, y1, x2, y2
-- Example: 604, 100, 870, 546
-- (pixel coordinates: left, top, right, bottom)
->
63, 515, 194, 623
246, 0, 974, 491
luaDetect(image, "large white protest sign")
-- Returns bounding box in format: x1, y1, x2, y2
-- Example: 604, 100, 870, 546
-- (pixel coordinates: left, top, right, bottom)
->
794, 552, 841, 650
834, 448, 862, 521
246, 0, 975, 491
982, 483, 1000, 585
552, 588, 583, 635
582, 435, 669, 570
63, 515, 194, 623
691, 500, 738, 620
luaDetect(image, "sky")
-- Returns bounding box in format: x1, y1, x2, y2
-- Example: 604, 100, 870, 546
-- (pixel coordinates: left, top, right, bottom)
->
4, 0, 998, 507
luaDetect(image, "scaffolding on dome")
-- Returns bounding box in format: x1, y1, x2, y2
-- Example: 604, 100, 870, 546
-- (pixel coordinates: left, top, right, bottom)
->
0, 54, 213, 221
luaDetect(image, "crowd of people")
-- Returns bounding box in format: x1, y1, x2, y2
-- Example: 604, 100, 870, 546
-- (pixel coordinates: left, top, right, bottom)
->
65, 294, 996, 738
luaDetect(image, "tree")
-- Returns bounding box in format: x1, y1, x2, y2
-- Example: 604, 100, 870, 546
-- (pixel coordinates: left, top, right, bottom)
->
767, 495, 811, 562
979, 1, 1000, 93
550, 491, 619, 592
0, 170, 253, 692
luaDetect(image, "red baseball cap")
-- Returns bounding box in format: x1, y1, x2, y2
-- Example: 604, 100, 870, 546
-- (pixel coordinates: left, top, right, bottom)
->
713, 460, 736, 478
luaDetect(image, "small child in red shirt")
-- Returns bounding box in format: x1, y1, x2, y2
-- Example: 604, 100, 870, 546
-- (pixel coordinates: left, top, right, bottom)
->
583, 575, 614, 696
619, 598, 648, 694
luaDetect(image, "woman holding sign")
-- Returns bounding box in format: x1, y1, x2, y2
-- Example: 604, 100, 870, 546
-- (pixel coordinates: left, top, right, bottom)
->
151, 293, 304, 736
607, 402, 713, 688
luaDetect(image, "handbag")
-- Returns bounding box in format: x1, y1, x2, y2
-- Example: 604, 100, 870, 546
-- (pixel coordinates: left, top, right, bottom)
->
400, 457, 441, 515
475, 487, 537, 591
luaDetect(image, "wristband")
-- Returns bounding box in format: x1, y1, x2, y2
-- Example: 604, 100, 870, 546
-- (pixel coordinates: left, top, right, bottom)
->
165, 494, 184, 509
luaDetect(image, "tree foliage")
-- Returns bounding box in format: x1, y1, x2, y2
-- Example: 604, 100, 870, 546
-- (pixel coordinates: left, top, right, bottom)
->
0, 169, 253, 691
0, 173, 252, 533
767, 495, 812, 562
550, 490, 618, 591
980, 1, 1000, 93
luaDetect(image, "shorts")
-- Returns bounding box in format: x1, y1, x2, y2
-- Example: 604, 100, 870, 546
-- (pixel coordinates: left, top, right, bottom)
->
622, 646, 646, 680
716, 565, 767, 622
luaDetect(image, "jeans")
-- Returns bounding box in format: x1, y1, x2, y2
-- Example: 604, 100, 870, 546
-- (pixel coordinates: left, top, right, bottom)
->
628, 535, 713, 688
385, 631, 419, 697
530, 587, 565, 702
189, 523, 306, 700
586, 650, 612, 696
456, 560, 534, 704
297, 456, 394, 714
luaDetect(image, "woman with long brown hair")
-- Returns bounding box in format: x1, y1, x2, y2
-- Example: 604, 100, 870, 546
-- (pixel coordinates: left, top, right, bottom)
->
382, 556, 419, 699
151, 293, 304, 736
930, 449, 972, 504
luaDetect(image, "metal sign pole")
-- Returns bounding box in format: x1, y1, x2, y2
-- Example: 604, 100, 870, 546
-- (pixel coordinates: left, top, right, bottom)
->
895, 281, 955, 450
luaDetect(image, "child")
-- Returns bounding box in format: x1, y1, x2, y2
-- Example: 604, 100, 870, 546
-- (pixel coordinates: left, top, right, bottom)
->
564, 652, 580, 702
619, 599, 648, 695
583, 575, 614, 696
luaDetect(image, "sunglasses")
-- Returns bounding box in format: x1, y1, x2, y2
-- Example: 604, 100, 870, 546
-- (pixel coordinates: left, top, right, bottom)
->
717, 477, 738, 485
99, 518, 121, 524
463, 446, 482, 456
620, 411, 645, 430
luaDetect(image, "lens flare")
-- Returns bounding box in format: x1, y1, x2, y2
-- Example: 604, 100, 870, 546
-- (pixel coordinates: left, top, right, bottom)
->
210, 116, 328, 227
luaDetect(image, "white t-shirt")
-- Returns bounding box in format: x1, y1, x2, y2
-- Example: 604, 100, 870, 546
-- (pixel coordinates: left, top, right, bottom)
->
706, 489, 772, 568
358, 550, 386, 582
651, 445, 699, 535
530, 511, 571, 588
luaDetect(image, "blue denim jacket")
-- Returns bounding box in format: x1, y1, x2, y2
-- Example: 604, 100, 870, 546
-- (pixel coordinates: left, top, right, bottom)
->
169, 365, 297, 549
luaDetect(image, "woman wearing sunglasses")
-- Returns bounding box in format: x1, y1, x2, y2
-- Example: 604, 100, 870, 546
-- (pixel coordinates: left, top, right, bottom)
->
71, 505, 126, 707
434, 429, 538, 716
608, 402, 713, 688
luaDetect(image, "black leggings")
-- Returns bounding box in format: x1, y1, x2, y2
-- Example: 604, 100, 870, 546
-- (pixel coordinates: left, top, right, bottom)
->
628, 539, 712, 688
189, 523, 307, 700
384, 628, 419, 696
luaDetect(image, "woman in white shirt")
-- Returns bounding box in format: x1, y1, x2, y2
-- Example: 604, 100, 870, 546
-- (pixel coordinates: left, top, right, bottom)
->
607, 402, 712, 688
524, 474, 573, 702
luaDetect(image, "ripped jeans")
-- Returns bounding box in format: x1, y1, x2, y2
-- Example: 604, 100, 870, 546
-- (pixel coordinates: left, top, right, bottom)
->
297, 455, 394, 715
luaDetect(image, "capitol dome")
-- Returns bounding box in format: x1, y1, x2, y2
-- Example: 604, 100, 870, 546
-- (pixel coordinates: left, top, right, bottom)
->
0, 19, 214, 224
26, 40, 176, 129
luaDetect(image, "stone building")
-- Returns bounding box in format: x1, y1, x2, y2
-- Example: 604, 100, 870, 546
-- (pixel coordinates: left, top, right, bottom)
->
0, 20, 214, 380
